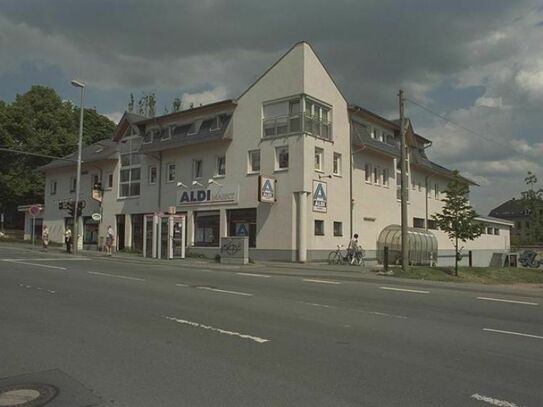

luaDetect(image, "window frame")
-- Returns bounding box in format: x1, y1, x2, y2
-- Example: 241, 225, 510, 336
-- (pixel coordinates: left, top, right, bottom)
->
275, 146, 289, 171
365, 163, 372, 183
193, 159, 203, 179
50, 180, 57, 195
69, 177, 76, 193
333, 152, 342, 176
118, 134, 142, 198
314, 220, 325, 236
148, 165, 158, 185
333, 221, 343, 237
166, 163, 176, 183
216, 155, 226, 177
314, 147, 324, 172
248, 150, 261, 174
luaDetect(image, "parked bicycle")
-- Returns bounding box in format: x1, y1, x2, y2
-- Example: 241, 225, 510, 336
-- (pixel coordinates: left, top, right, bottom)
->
328, 245, 348, 265
328, 244, 366, 266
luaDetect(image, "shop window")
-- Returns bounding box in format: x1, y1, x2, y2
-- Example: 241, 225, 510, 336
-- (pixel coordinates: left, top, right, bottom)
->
248, 150, 260, 173
131, 214, 144, 253
167, 164, 176, 183
314, 220, 324, 236
314, 148, 324, 172
276, 146, 289, 170
333, 222, 343, 237
216, 156, 226, 177
228, 208, 257, 248
194, 211, 220, 247
333, 153, 342, 175
413, 217, 425, 228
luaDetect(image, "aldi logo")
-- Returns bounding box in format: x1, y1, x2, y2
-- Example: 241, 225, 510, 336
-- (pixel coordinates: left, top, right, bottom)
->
258, 175, 276, 204
313, 180, 327, 213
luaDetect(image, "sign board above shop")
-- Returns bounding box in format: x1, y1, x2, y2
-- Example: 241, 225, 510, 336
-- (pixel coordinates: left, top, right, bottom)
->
177, 185, 239, 207
258, 175, 276, 204
312, 180, 327, 213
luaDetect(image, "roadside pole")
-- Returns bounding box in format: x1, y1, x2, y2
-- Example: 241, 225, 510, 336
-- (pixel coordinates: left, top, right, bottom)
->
399, 89, 408, 272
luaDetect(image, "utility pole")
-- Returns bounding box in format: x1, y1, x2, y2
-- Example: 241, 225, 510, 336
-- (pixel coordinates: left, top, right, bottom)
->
399, 89, 408, 271
71, 80, 85, 254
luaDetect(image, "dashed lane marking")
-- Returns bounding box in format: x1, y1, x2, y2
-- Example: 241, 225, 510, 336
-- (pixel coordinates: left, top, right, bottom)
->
18, 283, 56, 294
3, 260, 67, 270
477, 297, 538, 306
164, 316, 269, 343
196, 287, 253, 297
483, 328, 543, 340
87, 271, 145, 281
298, 301, 408, 319
303, 279, 341, 285
470, 393, 521, 406
379, 286, 429, 294
236, 272, 271, 278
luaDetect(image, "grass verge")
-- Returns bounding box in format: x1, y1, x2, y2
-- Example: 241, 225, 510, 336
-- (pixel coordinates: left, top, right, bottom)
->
388, 266, 543, 285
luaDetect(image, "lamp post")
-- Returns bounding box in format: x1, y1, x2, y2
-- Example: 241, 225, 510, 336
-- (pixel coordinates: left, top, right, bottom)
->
71, 79, 85, 254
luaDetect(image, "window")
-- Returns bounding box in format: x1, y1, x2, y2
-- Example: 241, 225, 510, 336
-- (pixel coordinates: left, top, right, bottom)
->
371, 127, 377, 139
194, 211, 220, 247
188, 120, 202, 136
193, 159, 203, 179
69, 177, 76, 192
276, 146, 289, 170
167, 164, 176, 183
210, 116, 221, 131
487, 227, 493, 234
314, 220, 324, 236
494, 228, 500, 236
365, 163, 372, 183
314, 148, 324, 172
216, 156, 226, 177
119, 135, 142, 197
481, 226, 486, 234
373, 166, 380, 185
333, 222, 343, 237
385, 133, 395, 145
248, 150, 260, 173
107, 173, 113, 189
160, 127, 171, 141
91, 174, 99, 186
263, 98, 301, 137
148, 166, 157, 184
228, 208, 257, 247
143, 130, 153, 144
413, 217, 425, 228
382, 168, 389, 186
333, 153, 342, 176
434, 184, 440, 199
427, 219, 437, 230
304, 98, 332, 140
50, 180, 57, 195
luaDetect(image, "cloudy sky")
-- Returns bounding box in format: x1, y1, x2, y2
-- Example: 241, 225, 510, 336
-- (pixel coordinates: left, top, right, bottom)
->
1, 0, 542, 213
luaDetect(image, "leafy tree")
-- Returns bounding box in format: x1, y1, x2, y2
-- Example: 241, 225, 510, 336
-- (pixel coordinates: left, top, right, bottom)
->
171, 97, 182, 113
432, 170, 483, 276
521, 172, 543, 243
0, 85, 115, 227
127, 93, 135, 113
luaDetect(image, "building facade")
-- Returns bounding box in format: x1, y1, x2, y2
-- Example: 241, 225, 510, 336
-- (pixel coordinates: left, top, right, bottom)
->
490, 198, 543, 244
37, 42, 511, 265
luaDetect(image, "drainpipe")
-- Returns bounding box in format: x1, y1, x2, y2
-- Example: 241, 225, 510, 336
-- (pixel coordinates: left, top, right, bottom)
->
297, 191, 308, 262
158, 151, 163, 210
425, 175, 429, 231
349, 121, 353, 239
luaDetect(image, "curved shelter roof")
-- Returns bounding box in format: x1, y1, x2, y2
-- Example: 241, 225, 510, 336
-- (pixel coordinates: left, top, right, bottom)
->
377, 224, 438, 266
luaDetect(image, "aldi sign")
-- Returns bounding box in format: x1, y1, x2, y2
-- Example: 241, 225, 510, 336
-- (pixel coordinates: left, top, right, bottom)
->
177, 185, 238, 207
258, 175, 276, 204
312, 180, 327, 213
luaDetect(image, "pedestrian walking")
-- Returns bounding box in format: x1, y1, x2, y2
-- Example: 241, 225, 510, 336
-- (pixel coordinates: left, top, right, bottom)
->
42, 225, 49, 252
65, 227, 72, 254
347, 233, 360, 265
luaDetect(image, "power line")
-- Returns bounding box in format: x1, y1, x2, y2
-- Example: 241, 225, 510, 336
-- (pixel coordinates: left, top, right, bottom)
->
405, 97, 513, 151
0, 147, 77, 162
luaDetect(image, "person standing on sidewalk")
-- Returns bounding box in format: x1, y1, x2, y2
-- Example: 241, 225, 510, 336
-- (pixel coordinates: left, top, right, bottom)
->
105, 225, 114, 256
42, 225, 49, 252
64, 227, 72, 254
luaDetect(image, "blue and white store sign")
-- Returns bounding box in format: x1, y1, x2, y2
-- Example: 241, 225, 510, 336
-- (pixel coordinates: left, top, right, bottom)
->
258, 175, 276, 204
312, 180, 327, 213
177, 185, 239, 206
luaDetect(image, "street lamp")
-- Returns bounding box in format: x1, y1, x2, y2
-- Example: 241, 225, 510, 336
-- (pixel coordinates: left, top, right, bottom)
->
71, 79, 85, 254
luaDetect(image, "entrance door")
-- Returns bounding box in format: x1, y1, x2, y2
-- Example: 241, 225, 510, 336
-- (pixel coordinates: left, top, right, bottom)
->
116, 214, 125, 251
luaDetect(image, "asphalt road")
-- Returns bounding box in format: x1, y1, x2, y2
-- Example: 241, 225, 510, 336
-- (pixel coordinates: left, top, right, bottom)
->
1, 244, 542, 407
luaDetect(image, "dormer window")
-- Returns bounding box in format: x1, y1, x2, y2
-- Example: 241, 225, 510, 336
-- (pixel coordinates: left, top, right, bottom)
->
143, 130, 153, 144
188, 120, 202, 136
160, 127, 171, 141
210, 116, 221, 131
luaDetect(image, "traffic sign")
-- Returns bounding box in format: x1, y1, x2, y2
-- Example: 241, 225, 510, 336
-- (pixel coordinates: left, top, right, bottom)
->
28, 205, 41, 217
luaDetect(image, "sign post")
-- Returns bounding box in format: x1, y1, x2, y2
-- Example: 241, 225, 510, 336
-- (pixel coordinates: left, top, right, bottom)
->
28, 205, 41, 246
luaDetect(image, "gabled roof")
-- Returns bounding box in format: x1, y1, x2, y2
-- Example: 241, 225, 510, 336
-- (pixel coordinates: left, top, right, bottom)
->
112, 111, 146, 141
40, 140, 118, 170
489, 197, 543, 217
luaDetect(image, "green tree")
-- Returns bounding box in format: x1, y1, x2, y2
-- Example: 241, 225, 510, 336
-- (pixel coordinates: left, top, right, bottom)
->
521, 172, 543, 244
432, 170, 483, 276
0, 85, 115, 226
127, 93, 135, 113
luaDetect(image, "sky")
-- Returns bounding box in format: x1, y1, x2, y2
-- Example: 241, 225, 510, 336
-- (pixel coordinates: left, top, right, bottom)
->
0, 0, 542, 214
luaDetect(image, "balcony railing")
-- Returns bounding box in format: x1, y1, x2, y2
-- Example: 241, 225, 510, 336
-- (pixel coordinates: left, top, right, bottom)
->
263, 113, 332, 140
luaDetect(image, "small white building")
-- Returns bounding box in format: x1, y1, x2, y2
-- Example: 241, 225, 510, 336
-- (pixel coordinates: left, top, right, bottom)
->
35, 42, 511, 265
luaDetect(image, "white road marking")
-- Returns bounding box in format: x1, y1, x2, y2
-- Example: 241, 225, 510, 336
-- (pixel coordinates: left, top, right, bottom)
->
303, 279, 341, 285
4, 260, 66, 270
236, 272, 270, 278
18, 283, 56, 294
483, 328, 543, 340
379, 286, 429, 294
470, 393, 521, 406
1, 258, 88, 262
164, 316, 269, 343
196, 287, 253, 297
477, 297, 538, 306
175, 283, 189, 287
297, 301, 408, 319
87, 271, 145, 281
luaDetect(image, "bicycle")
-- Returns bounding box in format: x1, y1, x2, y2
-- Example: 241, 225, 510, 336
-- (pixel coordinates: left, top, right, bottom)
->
328, 245, 348, 265
349, 248, 366, 266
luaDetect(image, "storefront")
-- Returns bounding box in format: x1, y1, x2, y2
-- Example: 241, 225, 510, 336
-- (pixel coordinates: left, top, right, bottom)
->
83, 216, 99, 250
227, 208, 256, 247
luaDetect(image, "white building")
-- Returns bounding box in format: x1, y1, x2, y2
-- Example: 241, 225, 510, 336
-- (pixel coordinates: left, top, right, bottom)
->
36, 42, 511, 265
